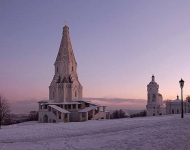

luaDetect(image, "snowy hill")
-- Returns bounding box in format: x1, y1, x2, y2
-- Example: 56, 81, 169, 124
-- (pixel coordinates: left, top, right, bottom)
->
1, 114, 190, 150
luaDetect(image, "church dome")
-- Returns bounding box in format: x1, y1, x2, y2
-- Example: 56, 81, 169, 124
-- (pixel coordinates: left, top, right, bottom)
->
147, 75, 159, 90
171, 95, 181, 103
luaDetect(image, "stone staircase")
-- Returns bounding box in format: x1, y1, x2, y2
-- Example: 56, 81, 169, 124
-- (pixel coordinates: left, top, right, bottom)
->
47, 110, 62, 122
91, 111, 106, 120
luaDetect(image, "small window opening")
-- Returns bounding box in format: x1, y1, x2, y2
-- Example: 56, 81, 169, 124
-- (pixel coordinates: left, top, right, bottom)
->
65, 114, 67, 118
75, 91, 77, 97
82, 113, 85, 117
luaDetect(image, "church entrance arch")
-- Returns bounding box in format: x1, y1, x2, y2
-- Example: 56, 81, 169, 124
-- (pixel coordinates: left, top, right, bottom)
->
43, 115, 48, 123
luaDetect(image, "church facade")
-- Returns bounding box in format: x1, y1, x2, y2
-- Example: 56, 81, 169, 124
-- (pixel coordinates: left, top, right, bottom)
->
38, 25, 109, 123
146, 75, 166, 116
166, 95, 190, 115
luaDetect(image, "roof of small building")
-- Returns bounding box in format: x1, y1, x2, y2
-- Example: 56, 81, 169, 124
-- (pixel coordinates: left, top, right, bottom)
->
172, 99, 181, 103
38, 100, 55, 103
79, 105, 99, 113
168, 99, 189, 103
74, 100, 91, 103
74, 100, 105, 107
49, 105, 70, 113
38, 100, 81, 105
47, 102, 81, 105
167, 95, 187, 103
39, 100, 105, 107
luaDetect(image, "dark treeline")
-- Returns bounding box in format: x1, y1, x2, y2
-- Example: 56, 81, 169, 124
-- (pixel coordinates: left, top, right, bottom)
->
111, 109, 129, 119
2, 111, 38, 126
130, 110, 146, 118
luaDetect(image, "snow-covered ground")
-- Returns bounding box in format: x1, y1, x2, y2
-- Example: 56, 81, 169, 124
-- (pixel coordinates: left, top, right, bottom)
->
1, 114, 190, 150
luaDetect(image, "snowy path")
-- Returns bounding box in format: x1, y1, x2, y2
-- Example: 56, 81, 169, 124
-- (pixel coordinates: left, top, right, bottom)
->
1, 114, 190, 150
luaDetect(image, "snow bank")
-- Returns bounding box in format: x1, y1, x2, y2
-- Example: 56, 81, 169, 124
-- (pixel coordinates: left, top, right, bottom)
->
0, 114, 190, 150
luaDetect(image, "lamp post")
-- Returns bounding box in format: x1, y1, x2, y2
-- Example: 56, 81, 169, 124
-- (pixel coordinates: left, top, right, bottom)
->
0, 95, 2, 129
179, 78, 184, 118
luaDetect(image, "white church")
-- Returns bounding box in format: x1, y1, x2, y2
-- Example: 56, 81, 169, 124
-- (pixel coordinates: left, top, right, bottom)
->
146, 75, 166, 116
166, 95, 190, 115
146, 75, 190, 116
38, 25, 110, 123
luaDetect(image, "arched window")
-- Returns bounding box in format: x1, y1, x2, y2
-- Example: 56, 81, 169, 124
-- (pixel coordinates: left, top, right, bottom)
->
148, 94, 150, 101
152, 94, 156, 101
75, 91, 77, 97
177, 109, 179, 114
53, 91, 55, 98
72, 66, 74, 71
172, 109, 174, 114
57, 67, 58, 73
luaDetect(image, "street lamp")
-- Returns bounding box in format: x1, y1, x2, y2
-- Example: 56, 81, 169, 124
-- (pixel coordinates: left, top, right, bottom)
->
179, 78, 184, 118
0, 95, 1, 114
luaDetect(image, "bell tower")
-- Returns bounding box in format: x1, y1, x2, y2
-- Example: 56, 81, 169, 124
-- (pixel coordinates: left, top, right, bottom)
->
146, 75, 162, 116
49, 25, 83, 102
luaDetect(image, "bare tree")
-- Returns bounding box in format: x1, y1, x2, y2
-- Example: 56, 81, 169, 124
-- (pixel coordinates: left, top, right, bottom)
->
111, 109, 127, 119
0, 94, 10, 129
28, 111, 38, 121
186, 95, 190, 103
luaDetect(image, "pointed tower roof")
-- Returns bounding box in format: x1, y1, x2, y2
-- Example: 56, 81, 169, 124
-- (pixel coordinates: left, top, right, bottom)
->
55, 25, 77, 64
148, 74, 158, 87
151, 74, 155, 82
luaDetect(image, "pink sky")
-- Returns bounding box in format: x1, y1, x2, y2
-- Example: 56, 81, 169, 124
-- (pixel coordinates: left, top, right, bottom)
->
1, 1, 190, 106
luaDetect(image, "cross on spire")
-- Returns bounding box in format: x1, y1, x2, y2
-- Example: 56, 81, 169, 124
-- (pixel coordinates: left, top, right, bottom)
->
65, 20, 68, 26
151, 74, 155, 82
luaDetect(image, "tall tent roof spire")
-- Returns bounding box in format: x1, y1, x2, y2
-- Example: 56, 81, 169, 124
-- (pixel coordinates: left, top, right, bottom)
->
55, 25, 76, 64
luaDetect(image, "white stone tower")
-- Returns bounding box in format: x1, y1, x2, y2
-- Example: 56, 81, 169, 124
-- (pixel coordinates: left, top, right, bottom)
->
49, 25, 83, 102
146, 75, 165, 116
